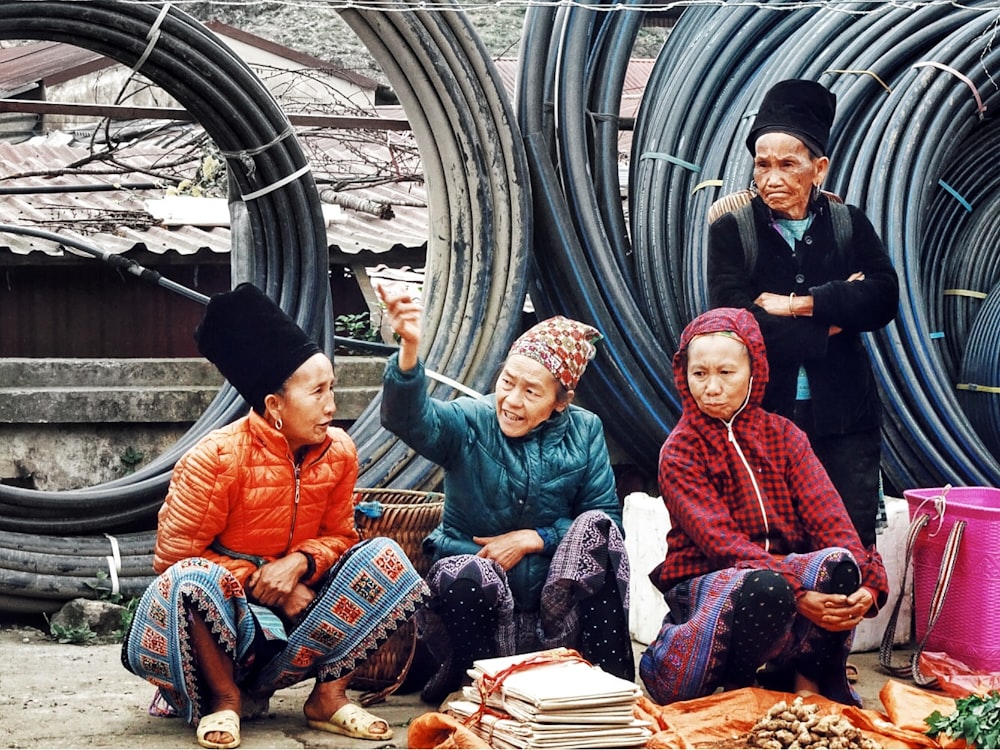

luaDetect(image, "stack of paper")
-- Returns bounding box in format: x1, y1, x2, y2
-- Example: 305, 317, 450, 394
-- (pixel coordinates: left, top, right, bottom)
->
448, 649, 652, 749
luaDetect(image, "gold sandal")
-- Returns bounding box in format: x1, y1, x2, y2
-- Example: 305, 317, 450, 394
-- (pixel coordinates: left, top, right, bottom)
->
307, 703, 393, 740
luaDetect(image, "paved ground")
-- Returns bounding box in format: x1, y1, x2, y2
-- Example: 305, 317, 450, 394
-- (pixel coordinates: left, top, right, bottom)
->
0, 611, 907, 749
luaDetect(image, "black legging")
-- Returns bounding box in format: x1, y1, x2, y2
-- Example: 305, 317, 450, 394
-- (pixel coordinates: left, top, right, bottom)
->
437, 577, 497, 664
794, 400, 882, 548
419, 577, 497, 703
723, 570, 795, 686
725, 562, 860, 689
794, 560, 859, 685
579, 570, 635, 681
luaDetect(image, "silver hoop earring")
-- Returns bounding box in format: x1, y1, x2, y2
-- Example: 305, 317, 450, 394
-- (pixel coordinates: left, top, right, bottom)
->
274, 417, 283, 431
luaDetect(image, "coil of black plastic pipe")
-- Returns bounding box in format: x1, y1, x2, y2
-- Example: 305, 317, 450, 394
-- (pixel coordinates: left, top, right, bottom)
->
10, 0, 1000, 609
514, 0, 1000, 496
517, 0, 680, 471
0, 0, 328, 533
0, 0, 529, 610
960, 285, 1000, 456
336, 6, 530, 492
843, 8, 1000, 491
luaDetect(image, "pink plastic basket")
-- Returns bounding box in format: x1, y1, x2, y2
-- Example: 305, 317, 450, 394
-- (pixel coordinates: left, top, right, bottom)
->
904, 486, 1000, 673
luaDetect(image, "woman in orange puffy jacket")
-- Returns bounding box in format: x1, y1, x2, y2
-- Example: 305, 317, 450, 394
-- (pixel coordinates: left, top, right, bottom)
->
122, 283, 429, 750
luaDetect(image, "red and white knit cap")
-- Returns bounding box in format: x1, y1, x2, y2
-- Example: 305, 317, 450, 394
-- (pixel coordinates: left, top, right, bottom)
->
507, 315, 603, 391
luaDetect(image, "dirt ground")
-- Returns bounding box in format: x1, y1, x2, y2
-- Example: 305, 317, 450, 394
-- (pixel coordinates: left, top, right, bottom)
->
0, 611, 429, 749
0, 611, 905, 749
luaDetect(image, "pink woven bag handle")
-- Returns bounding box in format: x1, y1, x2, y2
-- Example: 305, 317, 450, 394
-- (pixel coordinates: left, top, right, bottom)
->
878, 486, 966, 688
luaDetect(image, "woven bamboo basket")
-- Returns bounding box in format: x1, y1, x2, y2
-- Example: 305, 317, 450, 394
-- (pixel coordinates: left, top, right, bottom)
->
349, 487, 444, 705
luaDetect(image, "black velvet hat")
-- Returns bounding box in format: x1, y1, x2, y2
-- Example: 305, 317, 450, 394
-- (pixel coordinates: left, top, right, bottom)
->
745, 79, 837, 157
194, 282, 322, 414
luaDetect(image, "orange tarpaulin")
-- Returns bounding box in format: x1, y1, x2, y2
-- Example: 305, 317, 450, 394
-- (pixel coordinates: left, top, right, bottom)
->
408, 710, 491, 749
639, 682, 959, 748
919, 651, 1000, 699
409, 681, 963, 749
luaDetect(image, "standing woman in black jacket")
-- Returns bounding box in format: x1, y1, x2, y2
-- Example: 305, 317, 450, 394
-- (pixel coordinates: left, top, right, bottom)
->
707, 79, 899, 550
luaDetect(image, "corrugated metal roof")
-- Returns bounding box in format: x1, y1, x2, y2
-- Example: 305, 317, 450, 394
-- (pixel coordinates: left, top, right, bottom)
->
203, 21, 382, 92
492, 57, 653, 120
0, 36, 428, 260
621, 59, 655, 121
0, 34, 378, 95
0, 135, 428, 260
0, 53, 651, 263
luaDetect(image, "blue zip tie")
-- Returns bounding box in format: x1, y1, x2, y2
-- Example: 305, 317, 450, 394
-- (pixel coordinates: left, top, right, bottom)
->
354, 500, 384, 519
938, 179, 973, 212
639, 152, 701, 173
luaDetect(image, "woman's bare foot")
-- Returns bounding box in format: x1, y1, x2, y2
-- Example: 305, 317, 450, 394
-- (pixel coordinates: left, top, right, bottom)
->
189, 613, 241, 746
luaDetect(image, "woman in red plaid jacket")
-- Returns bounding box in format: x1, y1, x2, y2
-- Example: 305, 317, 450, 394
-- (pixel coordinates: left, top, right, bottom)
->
639, 307, 888, 707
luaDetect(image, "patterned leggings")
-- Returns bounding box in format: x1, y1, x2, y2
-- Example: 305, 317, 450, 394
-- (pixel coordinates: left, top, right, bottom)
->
416, 511, 633, 702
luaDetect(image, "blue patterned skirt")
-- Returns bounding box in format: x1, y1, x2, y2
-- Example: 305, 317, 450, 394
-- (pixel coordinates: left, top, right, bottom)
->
639, 547, 860, 706
121, 538, 430, 723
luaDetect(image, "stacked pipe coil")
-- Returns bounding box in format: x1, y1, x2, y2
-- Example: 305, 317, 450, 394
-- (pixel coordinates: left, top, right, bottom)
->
518, 0, 1000, 496
0, 1, 528, 610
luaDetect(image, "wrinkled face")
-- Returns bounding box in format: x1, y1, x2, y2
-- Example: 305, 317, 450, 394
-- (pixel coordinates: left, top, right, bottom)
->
267, 352, 336, 453
495, 354, 567, 438
753, 131, 829, 220
686, 334, 752, 422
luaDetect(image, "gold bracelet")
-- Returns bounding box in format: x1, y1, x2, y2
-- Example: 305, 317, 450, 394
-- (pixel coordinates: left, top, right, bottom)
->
789, 292, 797, 318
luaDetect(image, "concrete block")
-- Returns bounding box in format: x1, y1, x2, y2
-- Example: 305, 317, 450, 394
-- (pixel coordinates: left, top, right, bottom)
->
0, 355, 388, 490
623, 491, 669, 645
0, 385, 219, 424
852, 495, 913, 652
0, 355, 385, 424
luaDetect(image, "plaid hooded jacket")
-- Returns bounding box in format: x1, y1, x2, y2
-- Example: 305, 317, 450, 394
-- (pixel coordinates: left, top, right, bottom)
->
650, 307, 888, 607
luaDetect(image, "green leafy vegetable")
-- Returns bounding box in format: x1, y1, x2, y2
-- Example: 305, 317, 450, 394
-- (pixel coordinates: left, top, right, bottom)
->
925, 690, 1000, 748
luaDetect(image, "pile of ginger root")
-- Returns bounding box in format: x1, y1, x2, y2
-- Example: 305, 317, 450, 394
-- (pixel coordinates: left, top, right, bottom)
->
747, 696, 881, 749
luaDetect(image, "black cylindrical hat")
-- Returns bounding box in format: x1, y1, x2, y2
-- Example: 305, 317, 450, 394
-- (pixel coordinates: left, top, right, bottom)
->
745, 79, 837, 157
194, 282, 322, 413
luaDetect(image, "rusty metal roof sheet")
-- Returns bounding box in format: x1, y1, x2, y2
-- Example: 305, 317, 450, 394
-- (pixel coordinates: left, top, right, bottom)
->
0, 41, 109, 95
202, 21, 382, 92
0, 34, 379, 95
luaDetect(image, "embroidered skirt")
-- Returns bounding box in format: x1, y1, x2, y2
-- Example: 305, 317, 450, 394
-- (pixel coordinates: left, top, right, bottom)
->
639, 547, 860, 706
418, 509, 630, 660
121, 538, 430, 723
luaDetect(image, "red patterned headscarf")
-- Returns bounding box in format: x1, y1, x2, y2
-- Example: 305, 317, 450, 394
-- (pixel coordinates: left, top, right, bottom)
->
507, 316, 603, 391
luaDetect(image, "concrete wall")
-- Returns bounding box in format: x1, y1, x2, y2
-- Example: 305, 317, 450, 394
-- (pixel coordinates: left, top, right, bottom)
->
0, 356, 383, 492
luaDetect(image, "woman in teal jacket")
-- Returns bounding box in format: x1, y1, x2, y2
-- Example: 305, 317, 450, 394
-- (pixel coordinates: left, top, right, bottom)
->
378, 284, 632, 703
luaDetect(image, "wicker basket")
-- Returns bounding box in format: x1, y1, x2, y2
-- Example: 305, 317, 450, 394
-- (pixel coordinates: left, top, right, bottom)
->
348, 487, 444, 705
